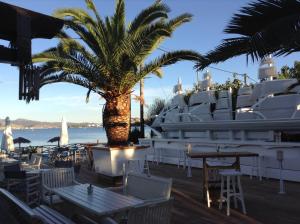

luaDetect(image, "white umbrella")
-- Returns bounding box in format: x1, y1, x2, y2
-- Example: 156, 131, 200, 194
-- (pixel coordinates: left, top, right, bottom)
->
1, 117, 15, 152
59, 116, 69, 146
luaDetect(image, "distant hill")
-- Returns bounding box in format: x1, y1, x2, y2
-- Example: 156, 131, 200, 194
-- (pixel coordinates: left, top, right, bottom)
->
0, 118, 101, 129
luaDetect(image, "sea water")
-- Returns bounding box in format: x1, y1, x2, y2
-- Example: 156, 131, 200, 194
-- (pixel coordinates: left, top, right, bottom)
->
11, 127, 151, 146
12, 127, 107, 146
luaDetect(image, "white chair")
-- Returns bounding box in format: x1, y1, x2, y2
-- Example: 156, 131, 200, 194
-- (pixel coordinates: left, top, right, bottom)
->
250, 156, 262, 181
124, 157, 150, 177
21, 155, 42, 170
177, 148, 187, 169
109, 172, 172, 202
219, 170, 246, 216
41, 168, 80, 205
99, 198, 173, 224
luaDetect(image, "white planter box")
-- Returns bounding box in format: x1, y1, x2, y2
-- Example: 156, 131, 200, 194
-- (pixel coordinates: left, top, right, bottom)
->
92, 144, 148, 177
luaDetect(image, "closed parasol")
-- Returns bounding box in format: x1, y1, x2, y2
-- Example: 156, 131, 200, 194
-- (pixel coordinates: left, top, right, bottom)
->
1, 117, 15, 152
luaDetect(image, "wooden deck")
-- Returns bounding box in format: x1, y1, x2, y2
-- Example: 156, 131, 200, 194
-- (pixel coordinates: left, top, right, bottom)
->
0, 162, 299, 224
76, 162, 300, 224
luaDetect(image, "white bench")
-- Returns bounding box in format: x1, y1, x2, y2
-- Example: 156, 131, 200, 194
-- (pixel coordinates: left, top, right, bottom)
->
0, 188, 75, 224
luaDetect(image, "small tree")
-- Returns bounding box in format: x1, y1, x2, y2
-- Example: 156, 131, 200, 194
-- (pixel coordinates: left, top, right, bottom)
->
214, 75, 243, 119
278, 61, 300, 80
147, 98, 166, 124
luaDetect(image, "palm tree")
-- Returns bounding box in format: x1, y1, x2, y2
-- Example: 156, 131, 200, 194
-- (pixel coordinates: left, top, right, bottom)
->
196, 0, 300, 70
33, 0, 201, 146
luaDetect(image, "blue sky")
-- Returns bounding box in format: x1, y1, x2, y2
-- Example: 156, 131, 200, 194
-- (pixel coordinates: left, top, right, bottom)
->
0, 0, 299, 123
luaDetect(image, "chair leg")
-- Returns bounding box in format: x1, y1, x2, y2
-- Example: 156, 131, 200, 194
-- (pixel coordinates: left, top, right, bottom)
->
187, 156, 192, 177
206, 188, 211, 208
226, 176, 231, 216
258, 156, 262, 181
144, 157, 150, 176
177, 150, 180, 168
219, 176, 224, 210
159, 148, 162, 163
237, 176, 246, 214
232, 177, 238, 209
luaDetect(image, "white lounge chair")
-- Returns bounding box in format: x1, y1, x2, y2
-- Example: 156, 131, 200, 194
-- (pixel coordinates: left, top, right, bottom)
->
41, 168, 80, 205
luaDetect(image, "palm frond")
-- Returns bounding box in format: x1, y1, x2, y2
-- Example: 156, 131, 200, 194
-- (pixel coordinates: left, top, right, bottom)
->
137, 50, 202, 82
128, 2, 170, 33
196, 0, 300, 70
196, 37, 252, 70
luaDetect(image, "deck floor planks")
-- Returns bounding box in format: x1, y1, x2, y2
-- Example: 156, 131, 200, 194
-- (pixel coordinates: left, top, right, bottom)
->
76, 162, 300, 224
1, 162, 299, 224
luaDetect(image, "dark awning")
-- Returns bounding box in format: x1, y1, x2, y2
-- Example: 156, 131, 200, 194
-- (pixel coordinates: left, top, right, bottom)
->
0, 1, 64, 41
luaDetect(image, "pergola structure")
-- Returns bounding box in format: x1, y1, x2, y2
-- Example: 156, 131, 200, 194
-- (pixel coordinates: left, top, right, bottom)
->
0, 1, 63, 101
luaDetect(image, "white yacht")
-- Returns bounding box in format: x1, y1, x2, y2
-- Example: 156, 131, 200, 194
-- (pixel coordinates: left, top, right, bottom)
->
140, 57, 300, 182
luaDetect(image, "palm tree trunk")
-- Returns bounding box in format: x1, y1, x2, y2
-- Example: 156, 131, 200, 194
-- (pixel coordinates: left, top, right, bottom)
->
103, 94, 130, 146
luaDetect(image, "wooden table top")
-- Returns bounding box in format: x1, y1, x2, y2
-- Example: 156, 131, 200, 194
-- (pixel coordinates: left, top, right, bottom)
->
188, 151, 259, 159
52, 184, 144, 217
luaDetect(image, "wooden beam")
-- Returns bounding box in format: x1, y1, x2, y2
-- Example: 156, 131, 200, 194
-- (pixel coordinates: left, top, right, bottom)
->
0, 46, 17, 64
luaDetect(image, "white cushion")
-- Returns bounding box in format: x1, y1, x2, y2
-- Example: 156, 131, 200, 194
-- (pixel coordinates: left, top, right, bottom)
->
187, 104, 213, 121
213, 109, 232, 120
218, 90, 230, 98
170, 95, 186, 107
238, 86, 252, 95
237, 95, 255, 108
216, 98, 230, 109
189, 91, 216, 106
260, 79, 297, 97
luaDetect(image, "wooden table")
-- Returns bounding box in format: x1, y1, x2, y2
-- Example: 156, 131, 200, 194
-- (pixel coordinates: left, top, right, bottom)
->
188, 151, 259, 207
52, 184, 144, 217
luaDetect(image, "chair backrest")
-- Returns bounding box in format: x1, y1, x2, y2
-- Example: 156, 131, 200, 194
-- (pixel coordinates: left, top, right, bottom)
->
29, 154, 37, 165
4, 163, 20, 172
0, 188, 45, 224
125, 173, 172, 201
128, 198, 173, 224
4, 170, 26, 179
41, 168, 75, 189
34, 156, 42, 167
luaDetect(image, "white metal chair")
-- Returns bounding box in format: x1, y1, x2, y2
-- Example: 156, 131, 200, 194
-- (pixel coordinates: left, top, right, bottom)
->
41, 168, 80, 205
219, 170, 246, 216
